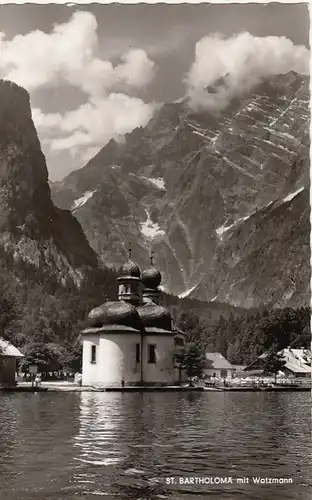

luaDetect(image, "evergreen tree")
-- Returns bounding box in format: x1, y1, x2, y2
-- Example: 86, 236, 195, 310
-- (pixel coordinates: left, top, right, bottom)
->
174, 342, 206, 384
262, 352, 286, 382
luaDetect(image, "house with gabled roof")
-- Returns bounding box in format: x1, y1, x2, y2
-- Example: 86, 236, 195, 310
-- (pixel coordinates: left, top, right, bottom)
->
244, 347, 312, 378
203, 352, 235, 379
0, 338, 24, 387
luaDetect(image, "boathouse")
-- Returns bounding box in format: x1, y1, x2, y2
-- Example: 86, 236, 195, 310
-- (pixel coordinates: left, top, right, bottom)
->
0, 338, 24, 387
81, 253, 185, 387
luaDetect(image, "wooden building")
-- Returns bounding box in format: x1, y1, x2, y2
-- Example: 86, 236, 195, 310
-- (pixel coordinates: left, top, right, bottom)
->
0, 338, 24, 387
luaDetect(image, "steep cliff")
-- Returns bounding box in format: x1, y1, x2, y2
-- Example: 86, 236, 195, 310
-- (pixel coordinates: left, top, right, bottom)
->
0, 80, 98, 284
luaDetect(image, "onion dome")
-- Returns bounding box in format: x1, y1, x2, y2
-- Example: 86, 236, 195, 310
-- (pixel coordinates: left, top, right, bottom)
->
141, 266, 162, 289
87, 301, 142, 331
119, 260, 141, 278
137, 302, 172, 332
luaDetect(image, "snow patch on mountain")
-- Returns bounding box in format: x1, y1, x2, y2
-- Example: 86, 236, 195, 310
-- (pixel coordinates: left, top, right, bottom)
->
269, 94, 299, 127
178, 284, 197, 299
71, 191, 96, 211
192, 130, 206, 139
140, 176, 166, 190
282, 187, 305, 203
140, 210, 165, 239
216, 187, 304, 242
216, 215, 251, 240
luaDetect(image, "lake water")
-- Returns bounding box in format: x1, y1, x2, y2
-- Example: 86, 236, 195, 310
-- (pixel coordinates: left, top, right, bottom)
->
0, 391, 311, 500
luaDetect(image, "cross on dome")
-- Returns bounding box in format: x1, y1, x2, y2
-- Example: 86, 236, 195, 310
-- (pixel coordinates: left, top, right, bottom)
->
150, 251, 155, 266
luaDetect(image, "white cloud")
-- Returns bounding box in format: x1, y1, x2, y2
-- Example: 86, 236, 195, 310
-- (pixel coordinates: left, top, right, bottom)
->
32, 93, 155, 159
0, 12, 156, 96
186, 32, 309, 112
31, 109, 63, 131
0, 11, 158, 173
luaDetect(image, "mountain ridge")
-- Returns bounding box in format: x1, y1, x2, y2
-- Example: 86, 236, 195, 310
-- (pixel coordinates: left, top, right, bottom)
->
51, 71, 310, 307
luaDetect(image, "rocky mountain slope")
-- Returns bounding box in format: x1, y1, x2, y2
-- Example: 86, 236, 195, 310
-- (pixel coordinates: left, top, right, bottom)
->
51, 71, 310, 307
0, 80, 98, 284
192, 186, 310, 308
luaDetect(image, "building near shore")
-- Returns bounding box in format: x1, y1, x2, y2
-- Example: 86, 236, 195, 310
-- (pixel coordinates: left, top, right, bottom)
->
81, 253, 185, 387
244, 348, 312, 378
203, 352, 234, 379
0, 338, 24, 387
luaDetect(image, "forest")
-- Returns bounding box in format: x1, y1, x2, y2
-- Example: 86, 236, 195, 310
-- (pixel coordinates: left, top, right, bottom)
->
175, 307, 310, 365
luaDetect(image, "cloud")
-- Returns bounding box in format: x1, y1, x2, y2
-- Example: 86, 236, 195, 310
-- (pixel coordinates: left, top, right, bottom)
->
0, 11, 156, 96
0, 11, 158, 174
185, 32, 309, 112
32, 93, 156, 161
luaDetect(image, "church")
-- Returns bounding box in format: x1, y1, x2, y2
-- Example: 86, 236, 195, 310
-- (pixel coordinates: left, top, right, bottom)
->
81, 251, 185, 387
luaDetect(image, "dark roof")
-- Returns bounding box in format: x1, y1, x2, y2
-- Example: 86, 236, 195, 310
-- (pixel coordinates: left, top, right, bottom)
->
137, 302, 172, 332
82, 325, 141, 335
144, 326, 174, 336
87, 301, 142, 331
119, 260, 141, 278
141, 266, 162, 289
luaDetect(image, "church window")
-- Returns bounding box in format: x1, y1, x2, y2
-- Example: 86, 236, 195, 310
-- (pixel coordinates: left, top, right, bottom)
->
91, 345, 97, 363
148, 344, 156, 364
136, 343, 140, 363
175, 337, 184, 346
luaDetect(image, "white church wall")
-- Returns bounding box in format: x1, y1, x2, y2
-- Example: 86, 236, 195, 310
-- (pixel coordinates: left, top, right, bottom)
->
82, 334, 100, 386
142, 335, 176, 384
82, 332, 142, 387
99, 333, 142, 387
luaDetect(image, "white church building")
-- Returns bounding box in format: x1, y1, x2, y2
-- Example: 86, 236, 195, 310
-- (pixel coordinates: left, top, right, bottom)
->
81, 253, 185, 387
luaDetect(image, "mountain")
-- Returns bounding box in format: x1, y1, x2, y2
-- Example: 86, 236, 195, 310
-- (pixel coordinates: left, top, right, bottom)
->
192, 186, 310, 308
0, 78, 267, 369
51, 71, 310, 308
0, 80, 98, 285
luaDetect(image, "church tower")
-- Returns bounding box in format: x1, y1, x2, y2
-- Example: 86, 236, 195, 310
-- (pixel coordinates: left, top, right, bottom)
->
141, 252, 162, 305
116, 244, 142, 306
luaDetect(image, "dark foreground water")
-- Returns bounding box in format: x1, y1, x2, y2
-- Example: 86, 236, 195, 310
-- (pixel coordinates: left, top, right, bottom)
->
0, 391, 311, 500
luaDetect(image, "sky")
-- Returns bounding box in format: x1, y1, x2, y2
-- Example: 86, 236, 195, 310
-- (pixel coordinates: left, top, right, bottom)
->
0, 3, 309, 181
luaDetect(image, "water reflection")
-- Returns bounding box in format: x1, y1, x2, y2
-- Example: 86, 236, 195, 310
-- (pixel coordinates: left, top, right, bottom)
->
74, 392, 126, 466
0, 391, 311, 500
70, 391, 312, 500
71, 392, 175, 499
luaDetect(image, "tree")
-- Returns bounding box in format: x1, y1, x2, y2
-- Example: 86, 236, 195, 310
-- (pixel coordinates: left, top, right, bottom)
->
0, 294, 17, 340
19, 342, 61, 373
177, 311, 205, 344
262, 352, 286, 383
59, 339, 82, 372
174, 341, 206, 385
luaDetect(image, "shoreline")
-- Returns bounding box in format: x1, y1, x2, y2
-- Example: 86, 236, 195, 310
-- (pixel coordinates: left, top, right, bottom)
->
1, 382, 310, 393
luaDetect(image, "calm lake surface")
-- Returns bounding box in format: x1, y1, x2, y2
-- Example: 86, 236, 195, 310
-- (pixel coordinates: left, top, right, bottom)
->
0, 391, 311, 500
